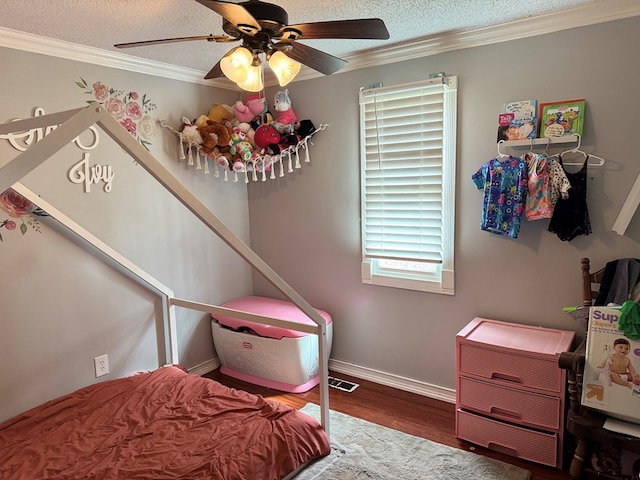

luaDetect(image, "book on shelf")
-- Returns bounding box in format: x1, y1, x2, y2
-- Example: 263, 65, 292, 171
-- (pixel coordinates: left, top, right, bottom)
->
497, 99, 538, 142
539, 99, 586, 138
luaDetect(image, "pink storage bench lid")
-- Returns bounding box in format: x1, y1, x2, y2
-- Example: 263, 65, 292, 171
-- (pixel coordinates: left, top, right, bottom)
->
213, 296, 332, 339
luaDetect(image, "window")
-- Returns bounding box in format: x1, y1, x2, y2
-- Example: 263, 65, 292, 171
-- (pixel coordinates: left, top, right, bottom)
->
359, 77, 457, 294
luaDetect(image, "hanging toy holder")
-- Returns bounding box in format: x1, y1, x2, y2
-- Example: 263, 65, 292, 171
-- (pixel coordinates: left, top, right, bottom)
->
160, 119, 328, 183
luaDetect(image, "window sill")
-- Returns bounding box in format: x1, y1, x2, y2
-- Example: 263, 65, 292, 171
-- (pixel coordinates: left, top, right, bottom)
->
362, 274, 455, 295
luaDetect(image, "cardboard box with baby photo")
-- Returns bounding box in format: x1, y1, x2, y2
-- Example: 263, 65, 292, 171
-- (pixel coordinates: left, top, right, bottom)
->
582, 306, 640, 424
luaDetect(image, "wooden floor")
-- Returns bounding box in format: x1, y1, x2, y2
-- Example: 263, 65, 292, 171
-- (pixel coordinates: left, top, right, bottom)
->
204, 369, 571, 480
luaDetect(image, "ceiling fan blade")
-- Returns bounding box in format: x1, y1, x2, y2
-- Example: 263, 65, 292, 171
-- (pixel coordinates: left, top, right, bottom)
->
193, 0, 260, 30
284, 42, 348, 75
115, 35, 231, 49
204, 61, 224, 80
282, 19, 390, 40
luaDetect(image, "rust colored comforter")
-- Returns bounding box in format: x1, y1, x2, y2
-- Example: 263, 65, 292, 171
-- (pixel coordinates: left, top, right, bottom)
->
0, 366, 329, 479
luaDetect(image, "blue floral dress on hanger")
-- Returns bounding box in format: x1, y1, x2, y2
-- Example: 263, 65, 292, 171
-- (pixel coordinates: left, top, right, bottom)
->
472, 156, 528, 238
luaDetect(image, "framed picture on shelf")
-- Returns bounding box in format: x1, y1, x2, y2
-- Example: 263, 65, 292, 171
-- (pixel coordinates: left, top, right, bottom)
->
539, 99, 586, 138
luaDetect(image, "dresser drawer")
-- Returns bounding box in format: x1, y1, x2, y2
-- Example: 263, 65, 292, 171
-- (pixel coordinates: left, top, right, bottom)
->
458, 343, 562, 393
456, 409, 559, 467
458, 375, 561, 430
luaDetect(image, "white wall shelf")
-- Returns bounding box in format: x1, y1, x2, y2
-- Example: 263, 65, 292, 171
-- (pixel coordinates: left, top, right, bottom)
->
498, 135, 579, 148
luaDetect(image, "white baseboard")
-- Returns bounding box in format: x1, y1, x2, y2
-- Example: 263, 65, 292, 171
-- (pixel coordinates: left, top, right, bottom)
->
329, 359, 456, 404
189, 357, 221, 377
194, 356, 455, 404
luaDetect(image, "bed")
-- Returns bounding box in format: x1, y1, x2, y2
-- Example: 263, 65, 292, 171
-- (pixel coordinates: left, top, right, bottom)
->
0, 366, 330, 479
0, 106, 331, 479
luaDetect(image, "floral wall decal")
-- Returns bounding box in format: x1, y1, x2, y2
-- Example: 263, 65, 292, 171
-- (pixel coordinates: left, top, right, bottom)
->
0, 189, 48, 243
76, 78, 157, 150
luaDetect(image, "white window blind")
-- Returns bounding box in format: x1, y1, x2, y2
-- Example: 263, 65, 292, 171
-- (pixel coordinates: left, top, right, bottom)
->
360, 79, 456, 265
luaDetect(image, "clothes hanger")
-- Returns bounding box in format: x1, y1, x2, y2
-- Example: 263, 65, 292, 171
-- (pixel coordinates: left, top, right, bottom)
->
523, 138, 535, 159
496, 140, 510, 159
540, 137, 551, 156
558, 134, 606, 167
522, 137, 551, 163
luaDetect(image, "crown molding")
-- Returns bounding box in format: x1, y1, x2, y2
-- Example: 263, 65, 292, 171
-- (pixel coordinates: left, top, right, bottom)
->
0, 26, 232, 89
293, 0, 640, 82
1, 0, 639, 88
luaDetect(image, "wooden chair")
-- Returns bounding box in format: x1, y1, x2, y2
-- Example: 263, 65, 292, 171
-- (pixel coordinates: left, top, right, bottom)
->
559, 257, 640, 479
581, 257, 606, 307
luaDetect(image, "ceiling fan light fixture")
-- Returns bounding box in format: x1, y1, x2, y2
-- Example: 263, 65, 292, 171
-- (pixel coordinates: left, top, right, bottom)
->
220, 46, 253, 84
236, 58, 264, 92
268, 51, 301, 86
113, 2, 390, 83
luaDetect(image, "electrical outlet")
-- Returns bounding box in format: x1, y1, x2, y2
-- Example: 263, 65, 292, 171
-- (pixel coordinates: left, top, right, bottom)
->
94, 354, 109, 377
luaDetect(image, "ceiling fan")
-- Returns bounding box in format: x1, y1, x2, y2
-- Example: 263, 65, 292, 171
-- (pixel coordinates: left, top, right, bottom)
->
114, 0, 390, 86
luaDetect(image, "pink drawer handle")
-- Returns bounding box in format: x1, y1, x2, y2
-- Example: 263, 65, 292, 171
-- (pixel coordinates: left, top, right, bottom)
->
490, 406, 522, 419
487, 442, 518, 457
490, 372, 522, 384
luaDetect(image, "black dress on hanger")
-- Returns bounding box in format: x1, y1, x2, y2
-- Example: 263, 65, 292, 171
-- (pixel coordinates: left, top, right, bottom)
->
548, 156, 592, 241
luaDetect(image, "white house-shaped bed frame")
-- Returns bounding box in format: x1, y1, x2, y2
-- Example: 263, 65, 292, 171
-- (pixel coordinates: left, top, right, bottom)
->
0, 105, 331, 437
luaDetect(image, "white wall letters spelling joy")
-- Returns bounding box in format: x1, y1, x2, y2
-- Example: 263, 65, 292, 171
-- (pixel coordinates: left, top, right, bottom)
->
0, 107, 114, 193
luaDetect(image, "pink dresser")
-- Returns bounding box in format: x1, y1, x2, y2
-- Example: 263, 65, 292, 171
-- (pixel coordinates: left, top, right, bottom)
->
456, 317, 575, 468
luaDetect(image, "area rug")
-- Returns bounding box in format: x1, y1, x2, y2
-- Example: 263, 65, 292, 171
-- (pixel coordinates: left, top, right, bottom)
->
296, 403, 531, 480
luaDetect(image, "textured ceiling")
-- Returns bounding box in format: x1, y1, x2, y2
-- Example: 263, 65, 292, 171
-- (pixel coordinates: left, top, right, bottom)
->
0, 0, 609, 75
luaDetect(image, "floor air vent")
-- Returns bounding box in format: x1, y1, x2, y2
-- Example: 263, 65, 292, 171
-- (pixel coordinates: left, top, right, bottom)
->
327, 376, 359, 392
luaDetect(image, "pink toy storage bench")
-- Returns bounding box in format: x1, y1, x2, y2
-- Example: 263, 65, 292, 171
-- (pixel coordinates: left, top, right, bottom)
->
211, 296, 333, 393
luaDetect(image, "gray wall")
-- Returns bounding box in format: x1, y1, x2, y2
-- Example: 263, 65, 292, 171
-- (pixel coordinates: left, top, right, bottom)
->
0, 48, 252, 421
2, 16, 639, 422
248, 17, 640, 391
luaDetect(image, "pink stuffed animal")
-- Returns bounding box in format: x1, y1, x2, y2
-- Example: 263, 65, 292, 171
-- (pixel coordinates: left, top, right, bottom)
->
233, 93, 267, 123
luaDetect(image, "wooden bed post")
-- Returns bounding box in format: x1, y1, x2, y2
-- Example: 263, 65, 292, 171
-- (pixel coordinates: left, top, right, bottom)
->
0, 105, 331, 438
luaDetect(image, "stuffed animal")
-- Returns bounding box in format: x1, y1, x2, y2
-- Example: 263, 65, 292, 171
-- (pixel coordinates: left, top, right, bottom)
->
198, 121, 232, 156
233, 100, 256, 123
272, 89, 297, 134
282, 132, 301, 149
178, 117, 203, 146
295, 119, 316, 139
277, 119, 315, 151
229, 127, 254, 162
194, 114, 211, 128
254, 124, 281, 150
246, 93, 268, 116
237, 122, 256, 146
208, 104, 234, 125
233, 93, 267, 123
